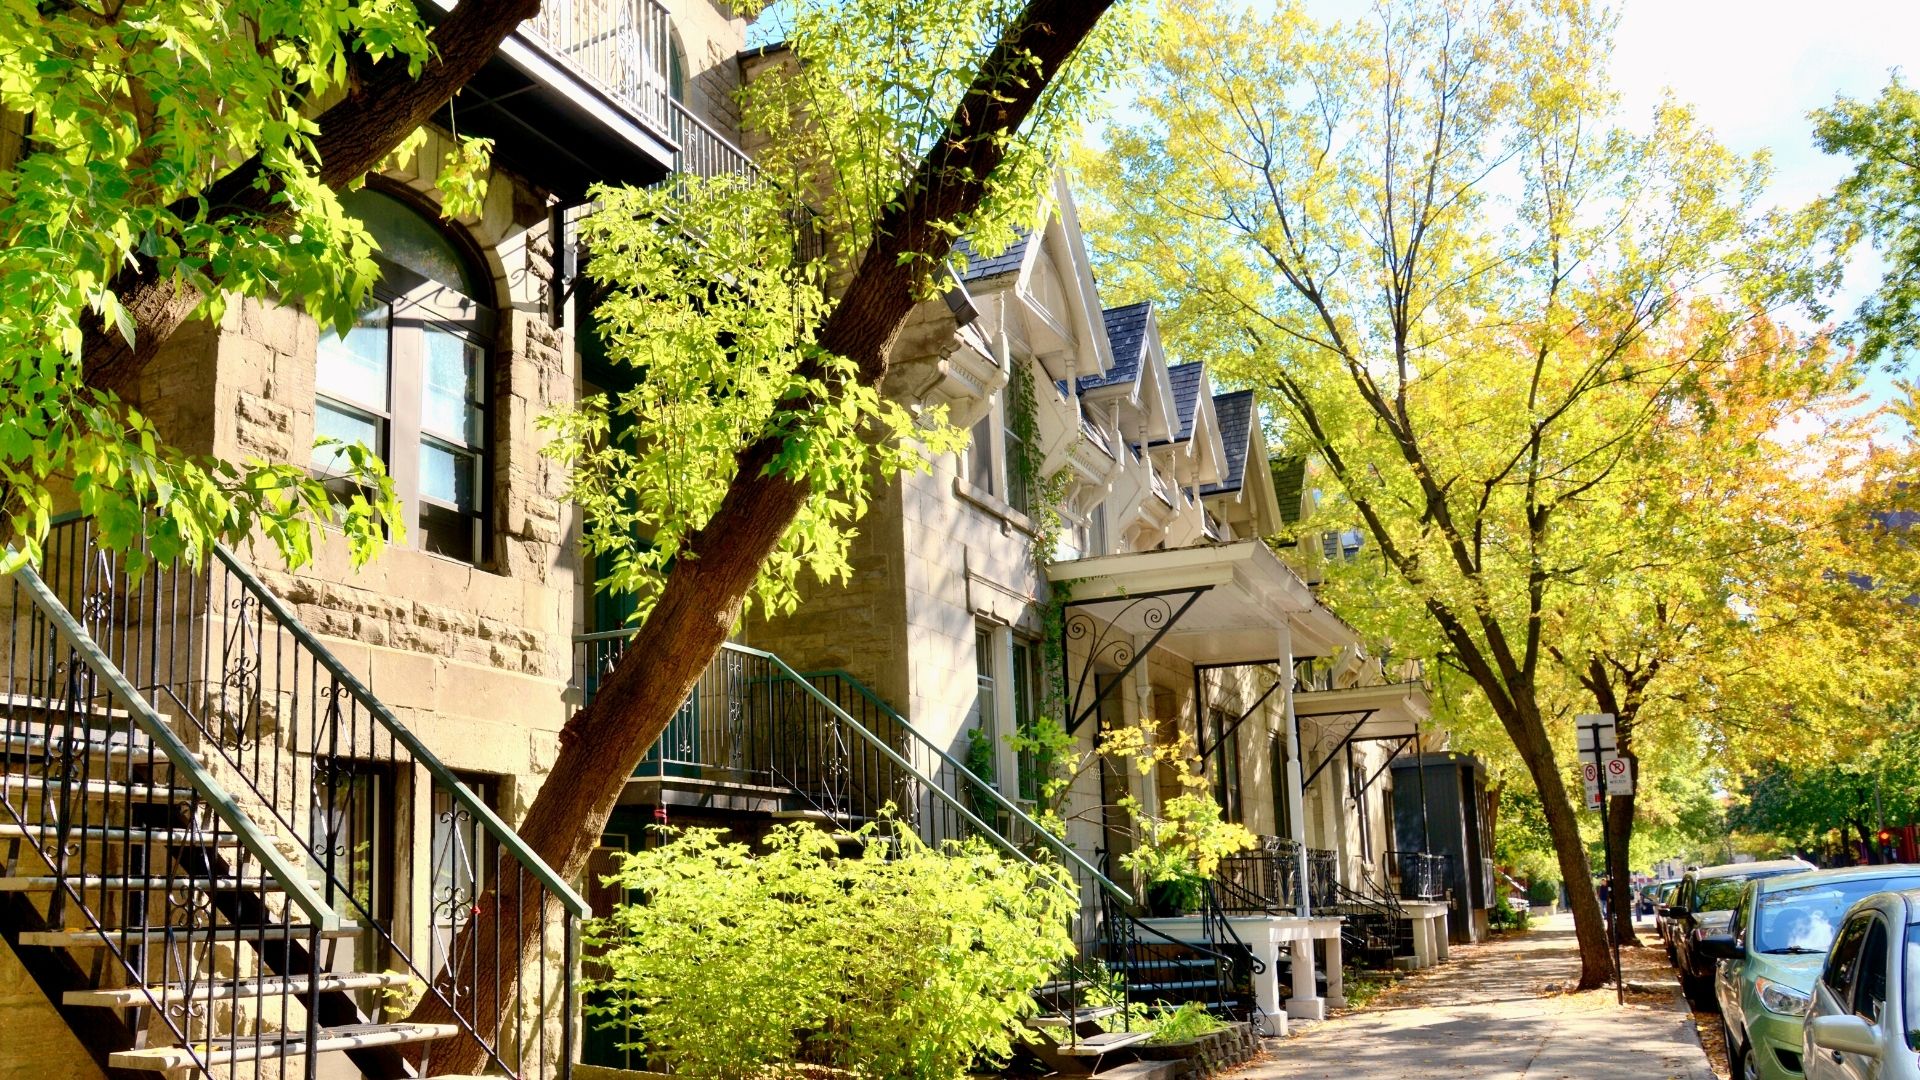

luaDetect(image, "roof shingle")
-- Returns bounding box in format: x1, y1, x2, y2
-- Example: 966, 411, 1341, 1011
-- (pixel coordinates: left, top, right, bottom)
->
1078, 302, 1152, 393
1201, 390, 1255, 496
951, 231, 1031, 283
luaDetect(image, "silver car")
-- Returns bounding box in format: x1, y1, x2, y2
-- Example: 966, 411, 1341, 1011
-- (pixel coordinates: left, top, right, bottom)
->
1802, 887, 1920, 1080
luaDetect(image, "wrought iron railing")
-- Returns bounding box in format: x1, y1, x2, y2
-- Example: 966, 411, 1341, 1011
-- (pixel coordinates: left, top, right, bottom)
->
573, 636, 1262, 1024
0, 555, 340, 1079
1387, 849, 1447, 901
514, 0, 675, 135
39, 517, 588, 1080
1215, 839, 1308, 915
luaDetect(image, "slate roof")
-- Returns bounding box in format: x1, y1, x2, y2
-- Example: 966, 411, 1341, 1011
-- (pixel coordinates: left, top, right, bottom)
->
1201, 390, 1255, 496
1271, 455, 1308, 524
1156, 362, 1207, 444
951, 230, 1032, 283
1078, 302, 1152, 393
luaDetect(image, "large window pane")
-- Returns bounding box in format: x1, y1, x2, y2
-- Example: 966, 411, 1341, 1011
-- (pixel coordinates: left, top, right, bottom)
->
420, 441, 477, 509
313, 401, 384, 473
317, 305, 391, 410
422, 329, 481, 443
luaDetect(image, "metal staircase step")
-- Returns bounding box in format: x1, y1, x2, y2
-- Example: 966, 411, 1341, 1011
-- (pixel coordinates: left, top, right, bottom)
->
0, 731, 160, 765
20, 923, 364, 948
0, 774, 195, 802
0, 875, 287, 893
66, 969, 412, 1007
0, 822, 239, 847
107, 1022, 458, 1070
1048, 1029, 1153, 1056
0, 692, 151, 724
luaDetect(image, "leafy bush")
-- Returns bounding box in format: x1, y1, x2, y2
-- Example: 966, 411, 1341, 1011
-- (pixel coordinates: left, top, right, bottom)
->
584, 823, 1076, 1079
1144, 1001, 1227, 1044
1527, 878, 1559, 908
1489, 895, 1532, 932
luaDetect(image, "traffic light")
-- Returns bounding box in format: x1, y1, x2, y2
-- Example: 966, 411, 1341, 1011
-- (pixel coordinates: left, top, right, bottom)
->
1880, 829, 1895, 847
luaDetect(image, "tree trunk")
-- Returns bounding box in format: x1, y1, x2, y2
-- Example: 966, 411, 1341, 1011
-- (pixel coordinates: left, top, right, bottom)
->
1507, 698, 1613, 987
80, 0, 544, 394
401, 2, 1118, 1073
1605, 771, 1641, 948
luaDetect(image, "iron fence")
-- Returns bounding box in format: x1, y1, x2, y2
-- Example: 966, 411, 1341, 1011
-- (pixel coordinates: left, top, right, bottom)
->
36, 517, 587, 1080
1387, 849, 1447, 901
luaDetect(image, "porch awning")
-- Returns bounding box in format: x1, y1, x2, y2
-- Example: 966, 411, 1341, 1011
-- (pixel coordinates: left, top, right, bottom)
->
1045, 539, 1359, 663
1292, 681, 1431, 741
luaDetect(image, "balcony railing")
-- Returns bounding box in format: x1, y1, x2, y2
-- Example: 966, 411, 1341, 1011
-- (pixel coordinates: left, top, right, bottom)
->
1387, 849, 1448, 902
1212, 837, 1340, 914
518, 0, 673, 135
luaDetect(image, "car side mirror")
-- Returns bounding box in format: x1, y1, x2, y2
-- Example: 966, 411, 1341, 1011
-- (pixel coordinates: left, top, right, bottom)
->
1696, 934, 1744, 961
1809, 1014, 1881, 1058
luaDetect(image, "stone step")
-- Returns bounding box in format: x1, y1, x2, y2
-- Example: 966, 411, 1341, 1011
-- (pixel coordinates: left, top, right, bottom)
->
0, 875, 287, 893
108, 1022, 458, 1071
0, 822, 240, 847
0, 774, 195, 803
66, 969, 411, 1007
20, 923, 364, 948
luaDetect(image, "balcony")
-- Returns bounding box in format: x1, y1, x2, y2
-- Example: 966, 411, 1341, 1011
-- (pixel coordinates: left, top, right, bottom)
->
421, 0, 752, 199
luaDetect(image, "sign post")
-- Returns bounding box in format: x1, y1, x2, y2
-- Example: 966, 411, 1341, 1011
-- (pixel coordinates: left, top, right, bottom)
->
1576, 713, 1627, 1006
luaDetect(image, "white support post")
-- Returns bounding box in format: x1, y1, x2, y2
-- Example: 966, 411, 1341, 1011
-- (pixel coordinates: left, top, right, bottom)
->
1279, 626, 1309, 917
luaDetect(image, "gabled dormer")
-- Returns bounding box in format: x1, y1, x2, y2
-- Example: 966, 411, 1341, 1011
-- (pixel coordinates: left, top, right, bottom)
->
1201, 390, 1283, 541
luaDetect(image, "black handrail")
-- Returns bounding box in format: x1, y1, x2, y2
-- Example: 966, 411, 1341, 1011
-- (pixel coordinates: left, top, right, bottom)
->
41, 517, 583, 1080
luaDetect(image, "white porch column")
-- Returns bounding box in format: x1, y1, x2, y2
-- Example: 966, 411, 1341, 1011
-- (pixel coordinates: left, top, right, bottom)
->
1278, 625, 1309, 914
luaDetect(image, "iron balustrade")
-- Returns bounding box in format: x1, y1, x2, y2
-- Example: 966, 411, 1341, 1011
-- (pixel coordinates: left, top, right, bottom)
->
516, 0, 676, 136
573, 635, 1262, 1025
1386, 849, 1447, 902
1, 551, 338, 1079
38, 517, 588, 1080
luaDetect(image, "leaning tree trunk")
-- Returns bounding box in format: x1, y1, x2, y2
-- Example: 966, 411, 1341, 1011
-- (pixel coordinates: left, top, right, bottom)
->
1503, 692, 1613, 988
401, 1, 1119, 1072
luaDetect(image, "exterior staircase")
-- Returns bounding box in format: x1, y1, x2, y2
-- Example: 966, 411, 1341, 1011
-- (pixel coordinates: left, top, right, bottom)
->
573, 642, 1260, 1029
2, 518, 585, 1080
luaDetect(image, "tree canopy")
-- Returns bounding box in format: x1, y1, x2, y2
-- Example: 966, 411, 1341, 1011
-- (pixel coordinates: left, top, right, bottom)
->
1075, 0, 1855, 984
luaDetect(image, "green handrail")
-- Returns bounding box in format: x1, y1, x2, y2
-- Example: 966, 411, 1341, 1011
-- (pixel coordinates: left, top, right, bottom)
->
9, 559, 341, 930
762, 654, 1131, 905
215, 545, 590, 918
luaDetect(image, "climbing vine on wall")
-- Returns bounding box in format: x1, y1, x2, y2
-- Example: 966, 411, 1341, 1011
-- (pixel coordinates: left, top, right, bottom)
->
1004, 356, 1079, 833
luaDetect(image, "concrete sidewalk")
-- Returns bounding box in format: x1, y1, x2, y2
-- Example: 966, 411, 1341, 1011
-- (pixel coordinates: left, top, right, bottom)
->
1229, 913, 1715, 1080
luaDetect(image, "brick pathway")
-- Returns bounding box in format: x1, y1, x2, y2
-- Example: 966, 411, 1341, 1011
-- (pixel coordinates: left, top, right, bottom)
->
1228, 913, 1716, 1080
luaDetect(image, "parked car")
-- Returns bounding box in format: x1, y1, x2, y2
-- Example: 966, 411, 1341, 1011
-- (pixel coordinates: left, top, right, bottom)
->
1669, 859, 1815, 1000
1704, 866, 1920, 1080
1653, 879, 1683, 955
1801, 887, 1920, 1080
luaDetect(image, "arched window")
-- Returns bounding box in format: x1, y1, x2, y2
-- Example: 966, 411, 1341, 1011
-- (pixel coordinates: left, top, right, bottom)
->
314, 187, 493, 565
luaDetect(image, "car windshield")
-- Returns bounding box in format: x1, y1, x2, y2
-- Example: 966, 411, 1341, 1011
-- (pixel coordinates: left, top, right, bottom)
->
1694, 878, 1751, 913
1754, 876, 1920, 954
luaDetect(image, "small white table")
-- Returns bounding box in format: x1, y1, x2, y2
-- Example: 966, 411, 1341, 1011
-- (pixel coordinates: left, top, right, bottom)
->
1397, 901, 1451, 969
1138, 914, 1345, 1035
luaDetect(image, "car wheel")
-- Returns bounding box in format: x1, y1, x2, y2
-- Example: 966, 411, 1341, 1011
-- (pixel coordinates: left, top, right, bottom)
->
1722, 1018, 1748, 1079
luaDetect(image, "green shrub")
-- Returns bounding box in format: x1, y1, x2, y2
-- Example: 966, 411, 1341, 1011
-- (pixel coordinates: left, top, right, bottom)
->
1527, 878, 1559, 907
1489, 895, 1532, 932
1144, 1001, 1227, 1044
584, 822, 1077, 1079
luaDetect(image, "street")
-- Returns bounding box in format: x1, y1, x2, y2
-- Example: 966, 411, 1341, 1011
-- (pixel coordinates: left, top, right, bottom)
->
1231, 914, 1716, 1080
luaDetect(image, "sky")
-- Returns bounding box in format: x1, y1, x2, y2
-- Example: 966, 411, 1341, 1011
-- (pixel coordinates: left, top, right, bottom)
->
1611, 0, 1917, 342
1294, 0, 1919, 405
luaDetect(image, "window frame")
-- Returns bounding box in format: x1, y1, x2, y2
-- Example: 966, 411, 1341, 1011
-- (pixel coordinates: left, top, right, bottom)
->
315, 183, 496, 566
1826, 910, 1875, 1000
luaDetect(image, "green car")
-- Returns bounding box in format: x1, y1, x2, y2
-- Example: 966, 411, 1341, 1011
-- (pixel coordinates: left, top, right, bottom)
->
1704, 865, 1920, 1080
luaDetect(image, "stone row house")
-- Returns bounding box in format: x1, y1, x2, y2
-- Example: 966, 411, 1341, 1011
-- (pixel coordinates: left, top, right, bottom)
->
0, 3, 1492, 1079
